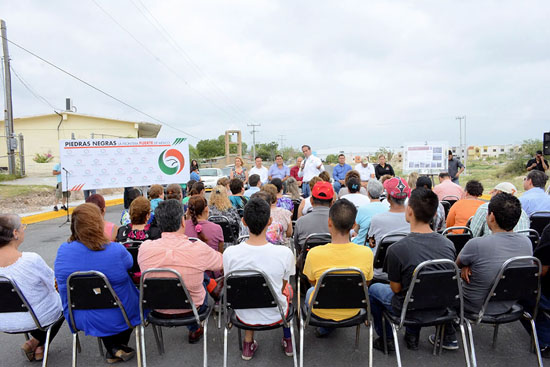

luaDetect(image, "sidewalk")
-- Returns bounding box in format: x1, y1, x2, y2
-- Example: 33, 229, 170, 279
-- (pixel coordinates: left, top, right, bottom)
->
1, 175, 57, 187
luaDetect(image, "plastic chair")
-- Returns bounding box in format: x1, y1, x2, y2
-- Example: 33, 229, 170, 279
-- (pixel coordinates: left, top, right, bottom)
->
381, 259, 471, 367
0, 276, 63, 367
138, 268, 212, 367
464, 256, 543, 367
299, 267, 373, 367
516, 229, 540, 251
123, 241, 143, 285
530, 212, 550, 238
442, 227, 473, 254
222, 269, 298, 367
441, 201, 452, 219
66, 271, 141, 367
209, 215, 237, 244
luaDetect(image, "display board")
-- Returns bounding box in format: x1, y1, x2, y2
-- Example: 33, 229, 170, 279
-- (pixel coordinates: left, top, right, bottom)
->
59, 138, 190, 191
403, 142, 448, 174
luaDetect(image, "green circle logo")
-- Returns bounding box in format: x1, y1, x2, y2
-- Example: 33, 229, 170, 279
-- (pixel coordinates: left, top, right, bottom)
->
158, 149, 185, 175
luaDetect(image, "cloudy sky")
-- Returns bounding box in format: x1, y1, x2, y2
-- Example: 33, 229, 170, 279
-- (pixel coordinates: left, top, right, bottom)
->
2, 1, 549, 150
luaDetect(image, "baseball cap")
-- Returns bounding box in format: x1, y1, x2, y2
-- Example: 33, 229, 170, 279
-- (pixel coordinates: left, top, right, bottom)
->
361, 157, 369, 164
312, 181, 334, 200
383, 177, 411, 199
494, 182, 517, 195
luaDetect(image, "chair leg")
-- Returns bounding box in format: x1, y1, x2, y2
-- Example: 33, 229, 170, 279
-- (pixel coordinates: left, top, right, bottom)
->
438, 324, 446, 356
135, 326, 143, 367
97, 337, 103, 357
140, 325, 147, 367
297, 275, 301, 322
355, 324, 361, 350
290, 319, 298, 367
217, 304, 222, 329
223, 326, 229, 367
368, 321, 374, 367
459, 323, 471, 367
382, 315, 388, 355
72, 333, 78, 367
237, 327, 242, 351
76, 333, 81, 354
299, 317, 304, 367
151, 325, 162, 355
529, 318, 544, 367
491, 324, 499, 349
158, 326, 165, 354
390, 323, 402, 367
203, 316, 209, 367
24, 333, 30, 341
41, 326, 52, 367
432, 325, 440, 356
466, 321, 477, 367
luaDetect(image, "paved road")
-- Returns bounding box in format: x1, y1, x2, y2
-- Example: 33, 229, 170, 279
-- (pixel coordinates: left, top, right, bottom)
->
1, 205, 542, 366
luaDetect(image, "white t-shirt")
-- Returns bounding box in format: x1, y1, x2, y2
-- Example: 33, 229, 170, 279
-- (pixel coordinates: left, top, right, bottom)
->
355, 163, 375, 181
0, 252, 62, 332
340, 193, 371, 208
223, 242, 295, 324
249, 166, 269, 185
302, 196, 313, 215
299, 155, 324, 182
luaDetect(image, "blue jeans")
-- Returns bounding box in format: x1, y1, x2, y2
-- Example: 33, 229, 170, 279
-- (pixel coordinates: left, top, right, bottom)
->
369, 283, 420, 339
333, 181, 343, 194
302, 182, 311, 198
520, 294, 550, 348
305, 287, 333, 334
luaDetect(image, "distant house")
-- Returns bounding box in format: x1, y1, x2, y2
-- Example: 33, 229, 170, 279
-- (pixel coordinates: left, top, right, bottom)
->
0, 112, 161, 174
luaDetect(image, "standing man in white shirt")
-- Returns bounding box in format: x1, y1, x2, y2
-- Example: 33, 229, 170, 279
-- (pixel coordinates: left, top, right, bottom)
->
249, 156, 269, 185
355, 157, 375, 187
298, 145, 325, 197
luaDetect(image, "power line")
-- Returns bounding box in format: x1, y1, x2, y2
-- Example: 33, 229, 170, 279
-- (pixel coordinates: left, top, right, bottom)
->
1, 34, 197, 139
129, 0, 251, 122
91, 0, 243, 125
10, 65, 60, 110
248, 123, 260, 158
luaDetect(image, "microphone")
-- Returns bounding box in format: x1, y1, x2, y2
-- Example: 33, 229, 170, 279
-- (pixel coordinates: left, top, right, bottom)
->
62, 167, 70, 173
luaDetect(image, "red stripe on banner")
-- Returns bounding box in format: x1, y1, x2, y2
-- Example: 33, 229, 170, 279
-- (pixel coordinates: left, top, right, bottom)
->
64, 145, 171, 149
70, 184, 84, 191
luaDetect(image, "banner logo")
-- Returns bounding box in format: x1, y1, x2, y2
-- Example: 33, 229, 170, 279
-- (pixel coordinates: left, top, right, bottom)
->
158, 149, 185, 175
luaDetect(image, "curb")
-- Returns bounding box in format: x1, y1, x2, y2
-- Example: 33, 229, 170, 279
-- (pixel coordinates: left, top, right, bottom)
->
21, 198, 124, 225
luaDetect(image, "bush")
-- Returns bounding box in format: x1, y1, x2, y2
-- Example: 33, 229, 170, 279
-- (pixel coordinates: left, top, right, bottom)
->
33, 152, 53, 163
499, 139, 542, 177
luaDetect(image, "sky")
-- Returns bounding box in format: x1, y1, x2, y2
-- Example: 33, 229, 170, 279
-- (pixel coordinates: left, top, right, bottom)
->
1, 1, 549, 151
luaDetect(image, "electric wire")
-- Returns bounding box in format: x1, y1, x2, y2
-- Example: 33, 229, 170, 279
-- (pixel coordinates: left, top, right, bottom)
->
10, 65, 60, 110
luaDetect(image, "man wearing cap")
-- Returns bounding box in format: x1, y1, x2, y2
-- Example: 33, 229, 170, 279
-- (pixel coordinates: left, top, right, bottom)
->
298, 145, 325, 197
293, 181, 333, 254
448, 150, 465, 184
526, 150, 549, 172
367, 177, 411, 279
433, 172, 464, 202
470, 182, 529, 237
355, 158, 376, 187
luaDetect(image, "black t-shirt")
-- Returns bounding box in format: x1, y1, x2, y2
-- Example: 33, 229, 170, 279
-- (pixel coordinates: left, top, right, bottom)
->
527, 158, 549, 172
534, 224, 550, 296
375, 163, 395, 179
384, 232, 456, 312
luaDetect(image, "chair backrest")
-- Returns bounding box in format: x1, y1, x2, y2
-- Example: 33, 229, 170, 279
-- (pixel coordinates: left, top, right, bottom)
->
516, 229, 540, 251
139, 268, 200, 325
125, 246, 141, 274
440, 201, 451, 219
223, 269, 288, 327
303, 233, 331, 251
398, 259, 463, 328
237, 235, 249, 244
373, 232, 408, 269
442, 227, 473, 254
66, 271, 132, 332
473, 256, 541, 322
530, 212, 550, 237
291, 199, 302, 222
0, 276, 44, 330
237, 208, 244, 218
209, 215, 236, 243
188, 237, 199, 242
305, 267, 370, 326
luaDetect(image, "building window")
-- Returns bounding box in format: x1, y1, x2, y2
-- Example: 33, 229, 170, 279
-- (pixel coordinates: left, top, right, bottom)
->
483, 148, 487, 152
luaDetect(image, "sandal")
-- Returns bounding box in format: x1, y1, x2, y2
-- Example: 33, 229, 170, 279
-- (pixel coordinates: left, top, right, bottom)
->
21, 340, 36, 361
34, 346, 44, 361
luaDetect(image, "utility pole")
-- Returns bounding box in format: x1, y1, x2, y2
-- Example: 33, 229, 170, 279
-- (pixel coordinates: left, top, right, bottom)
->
1, 20, 16, 175
278, 135, 286, 150
456, 115, 466, 173
247, 123, 260, 159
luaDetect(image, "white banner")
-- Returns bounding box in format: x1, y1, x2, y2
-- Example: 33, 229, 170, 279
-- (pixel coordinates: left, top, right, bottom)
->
403, 141, 448, 174
59, 138, 190, 191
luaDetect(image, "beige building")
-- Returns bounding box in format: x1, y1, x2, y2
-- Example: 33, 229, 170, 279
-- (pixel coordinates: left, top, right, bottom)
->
0, 112, 161, 174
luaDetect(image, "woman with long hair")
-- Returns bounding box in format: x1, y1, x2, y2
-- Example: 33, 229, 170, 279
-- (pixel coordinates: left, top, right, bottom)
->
85, 193, 118, 242
116, 197, 161, 243
285, 177, 302, 201
55, 203, 141, 363
0, 214, 64, 362
270, 178, 294, 212
230, 157, 248, 184
208, 185, 244, 245
185, 196, 224, 253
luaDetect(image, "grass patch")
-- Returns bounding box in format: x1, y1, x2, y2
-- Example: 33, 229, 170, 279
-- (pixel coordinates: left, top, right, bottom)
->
0, 184, 53, 199
0, 173, 23, 182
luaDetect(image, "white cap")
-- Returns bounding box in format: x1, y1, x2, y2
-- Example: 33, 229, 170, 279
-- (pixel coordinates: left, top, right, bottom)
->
494, 182, 517, 195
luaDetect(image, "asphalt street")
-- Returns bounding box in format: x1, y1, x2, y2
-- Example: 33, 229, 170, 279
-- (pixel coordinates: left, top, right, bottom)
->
0, 204, 542, 366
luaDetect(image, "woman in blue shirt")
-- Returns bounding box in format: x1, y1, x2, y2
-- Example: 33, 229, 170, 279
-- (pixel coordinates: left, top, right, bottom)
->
55, 203, 141, 364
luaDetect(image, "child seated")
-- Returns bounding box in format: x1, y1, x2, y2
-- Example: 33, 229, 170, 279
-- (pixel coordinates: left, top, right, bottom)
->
223, 197, 295, 360
147, 184, 165, 224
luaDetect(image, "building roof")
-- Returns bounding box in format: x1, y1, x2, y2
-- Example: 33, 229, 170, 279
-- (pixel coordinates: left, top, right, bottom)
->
14, 112, 162, 138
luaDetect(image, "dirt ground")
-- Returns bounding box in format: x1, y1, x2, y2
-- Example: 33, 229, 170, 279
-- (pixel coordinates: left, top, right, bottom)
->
0, 186, 123, 214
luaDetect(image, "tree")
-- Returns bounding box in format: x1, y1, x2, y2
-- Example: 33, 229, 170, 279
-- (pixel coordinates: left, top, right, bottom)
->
255, 142, 279, 161
189, 144, 199, 160
279, 146, 301, 161
325, 154, 339, 164
196, 138, 224, 158
374, 147, 393, 161
499, 139, 542, 177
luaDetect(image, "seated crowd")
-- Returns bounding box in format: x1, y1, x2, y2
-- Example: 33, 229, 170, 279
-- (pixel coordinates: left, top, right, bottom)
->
2, 154, 550, 365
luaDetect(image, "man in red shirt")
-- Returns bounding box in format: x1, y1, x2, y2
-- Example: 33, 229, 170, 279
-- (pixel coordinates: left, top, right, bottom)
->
289, 157, 303, 187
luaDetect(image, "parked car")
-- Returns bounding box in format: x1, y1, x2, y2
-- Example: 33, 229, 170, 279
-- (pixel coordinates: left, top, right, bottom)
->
200, 168, 226, 191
